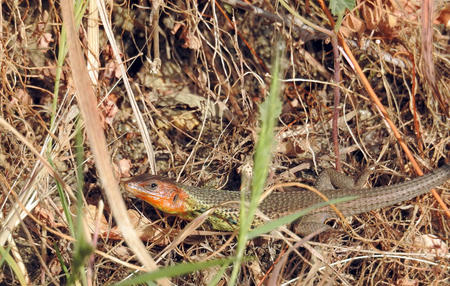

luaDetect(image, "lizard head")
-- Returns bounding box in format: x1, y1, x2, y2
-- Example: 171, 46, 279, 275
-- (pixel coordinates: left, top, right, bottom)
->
124, 175, 189, 215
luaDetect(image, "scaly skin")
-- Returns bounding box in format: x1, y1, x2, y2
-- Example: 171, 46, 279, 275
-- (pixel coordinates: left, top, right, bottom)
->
124, 164, 450, 234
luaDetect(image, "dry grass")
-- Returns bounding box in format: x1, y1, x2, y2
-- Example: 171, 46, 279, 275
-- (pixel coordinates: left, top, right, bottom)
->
0, 0, 449, 285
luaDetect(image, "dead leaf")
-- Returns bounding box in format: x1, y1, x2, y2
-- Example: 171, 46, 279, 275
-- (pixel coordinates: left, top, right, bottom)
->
360, 0, 382, 31
341, 12, 365, 38
111, 245, 132, 260
104, 56, 123, 80
125, 209, 169, 245
48, 258, 62, 276
170, 112, 200, 131
39, 32, 53, 50
86, 203, 169, 245
102, 93, 118, 126
182, 30, 201, 50
396, 278, 419, 286
34, 204, 66, 229
436, 5, 450, 28
413, 234, 448, 257
117, 159, 132, 177
14, 89, 32, 105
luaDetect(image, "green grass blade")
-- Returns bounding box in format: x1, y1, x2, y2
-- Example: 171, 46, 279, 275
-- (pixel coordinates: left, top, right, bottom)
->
114, 258, 234, 286
229, 40, 285, 285
248, 196, 357, 239
206, 262, 230, 286
0, 246, 27, 286
54, 242, 71, 281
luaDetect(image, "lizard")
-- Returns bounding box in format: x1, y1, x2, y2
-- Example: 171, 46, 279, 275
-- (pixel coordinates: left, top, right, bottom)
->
123, 164, 449, 235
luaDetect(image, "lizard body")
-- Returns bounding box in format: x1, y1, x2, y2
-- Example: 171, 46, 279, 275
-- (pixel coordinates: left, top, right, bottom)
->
124, 164, 449, 234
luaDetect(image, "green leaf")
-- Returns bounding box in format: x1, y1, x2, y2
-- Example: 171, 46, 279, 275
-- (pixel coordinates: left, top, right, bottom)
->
329, 0, 355, 16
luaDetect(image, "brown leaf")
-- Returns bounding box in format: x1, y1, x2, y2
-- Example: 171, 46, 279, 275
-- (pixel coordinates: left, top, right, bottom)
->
117, 159, 132, 177
342, 13, 366, 37
34, 204, 66, 229
39, 32, 54, 50
436, 5, 450, 28
48, 258, 62, 276
14, 89, 32, 106
102, 93, 118, 126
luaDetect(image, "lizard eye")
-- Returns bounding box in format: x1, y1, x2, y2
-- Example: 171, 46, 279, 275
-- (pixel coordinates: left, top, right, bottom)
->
172, 194, 178, 203
149, 182, 158, 189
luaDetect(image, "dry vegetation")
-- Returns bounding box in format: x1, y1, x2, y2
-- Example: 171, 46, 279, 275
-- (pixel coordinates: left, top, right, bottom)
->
0, 0, 449, 285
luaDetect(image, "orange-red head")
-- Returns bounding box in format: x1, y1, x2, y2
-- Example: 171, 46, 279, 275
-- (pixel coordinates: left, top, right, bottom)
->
124, 175, 189, 215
